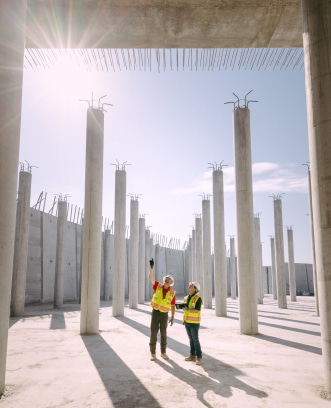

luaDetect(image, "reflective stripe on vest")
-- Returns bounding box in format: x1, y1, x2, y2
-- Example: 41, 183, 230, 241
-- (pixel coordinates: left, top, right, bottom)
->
150, 283, 176, 313
183, 293, 202, 324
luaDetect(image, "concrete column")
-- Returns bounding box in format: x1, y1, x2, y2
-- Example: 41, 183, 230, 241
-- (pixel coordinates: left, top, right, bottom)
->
233, 106, 258, 335
76, 221, 83, 303
195, 216, 203, 300
254, 216, 263, 304
145, 228, 151, 300
191, 228, 196, 281
129, 198, 139, 308
11, 169, 32, 316
138, 216, 146, 303
54, 200, 68, 308
306, 166, 319, 315
187, 237, 192, 284
0, 0, 27, 394
302, 0, 331, 391
212, 168, 227, 316
112, 169, 127, 317
80, 107, 104, 334
287, 227, 296, 302
103, 229, 112, 301
202, 198, 212, 309
270, 236, 277, 300
230, 237, 237, 299
154, 243, 161, 283
273, 198, 287, 309
150, 236, 155, 293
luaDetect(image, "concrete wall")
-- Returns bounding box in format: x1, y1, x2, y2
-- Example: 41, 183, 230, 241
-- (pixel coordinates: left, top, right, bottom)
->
23, 207, 314, 304
262, 263, 314, 295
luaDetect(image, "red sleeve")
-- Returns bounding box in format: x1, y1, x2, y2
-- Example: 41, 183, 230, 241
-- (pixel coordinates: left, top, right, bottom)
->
171, 295, 176, 305
153, 281, 159, 291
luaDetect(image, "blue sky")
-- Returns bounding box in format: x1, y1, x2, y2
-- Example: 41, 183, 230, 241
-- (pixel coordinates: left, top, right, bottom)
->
19, 54, 311, 266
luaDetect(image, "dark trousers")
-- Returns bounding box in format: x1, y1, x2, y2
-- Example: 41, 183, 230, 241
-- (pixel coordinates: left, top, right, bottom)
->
149, 309, 168, 354
185, 322, 202, 358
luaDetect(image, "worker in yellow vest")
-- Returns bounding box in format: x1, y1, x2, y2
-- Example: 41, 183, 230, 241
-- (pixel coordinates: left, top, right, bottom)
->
148, 258, 176, 361
183, 282, 203, 365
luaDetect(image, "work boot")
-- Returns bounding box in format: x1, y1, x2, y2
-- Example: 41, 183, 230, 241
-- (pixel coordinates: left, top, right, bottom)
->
150, 354, 156, 361
196, 358, 202, 365
161, 353, 169, 359
185, 355, 196, 362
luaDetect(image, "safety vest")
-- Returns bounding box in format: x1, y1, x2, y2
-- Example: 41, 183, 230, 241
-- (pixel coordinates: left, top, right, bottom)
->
183, 293, 202, 324
150, 283, 176, 313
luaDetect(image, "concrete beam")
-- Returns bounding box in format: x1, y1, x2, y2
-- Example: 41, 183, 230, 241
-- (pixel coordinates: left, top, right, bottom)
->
25, 0, 302, 49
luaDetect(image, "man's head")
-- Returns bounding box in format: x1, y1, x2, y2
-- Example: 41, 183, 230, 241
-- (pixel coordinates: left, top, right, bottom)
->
163, 275, 174, 287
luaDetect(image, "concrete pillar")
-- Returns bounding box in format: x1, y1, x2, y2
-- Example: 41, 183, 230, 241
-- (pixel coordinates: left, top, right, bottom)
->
254, 216, 263, 304
0, 0, 27, 395
154, 242, 161, 283
103, 229, 112, 301
150, 236, 155, 294
138, 216, 146, 303
212, 168, 227, 316
287, 227, 296, 302
302, 0, 331, 391
184, 237, 193, 289
270, 236, 277, 300
195, 216, 203, 295
202, 198, 212, 308
129, 198, 139, 308
191, 228, 196, 281
54, 200, 68, 308
187, 237, 192, 283
112, 169, 127, 317
306, 166, 319, 315
11, 169, 32, 316
80, 107, 104, 334
233, 106, 258, 335
273, 198, 287, 309
145, 228, 151, 300
230, 237, 237, 299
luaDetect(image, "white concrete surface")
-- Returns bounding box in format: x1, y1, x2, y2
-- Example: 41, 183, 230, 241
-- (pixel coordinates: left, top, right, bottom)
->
1, 295, 330, 407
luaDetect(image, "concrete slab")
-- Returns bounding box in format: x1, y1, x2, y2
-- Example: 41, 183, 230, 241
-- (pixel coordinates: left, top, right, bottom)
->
1, 295, 330, 407
25, 0, 302, 48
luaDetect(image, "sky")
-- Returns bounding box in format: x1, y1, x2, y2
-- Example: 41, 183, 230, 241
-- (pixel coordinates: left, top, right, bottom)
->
19, 52, 311, 266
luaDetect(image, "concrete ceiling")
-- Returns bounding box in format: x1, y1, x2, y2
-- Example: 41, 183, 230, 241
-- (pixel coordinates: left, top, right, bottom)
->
25, 0, 303, 49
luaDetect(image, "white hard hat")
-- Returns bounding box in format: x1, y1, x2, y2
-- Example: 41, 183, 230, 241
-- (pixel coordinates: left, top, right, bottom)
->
190, 281, 200, 292
163, 275, 174, 286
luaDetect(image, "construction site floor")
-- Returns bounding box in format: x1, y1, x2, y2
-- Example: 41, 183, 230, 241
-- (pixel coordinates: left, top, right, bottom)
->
1, 294, 330, 407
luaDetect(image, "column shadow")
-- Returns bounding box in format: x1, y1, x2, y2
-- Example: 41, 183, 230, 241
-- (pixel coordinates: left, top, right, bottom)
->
81, 334, 161, 408
117, 316, 268, 406
254, 333, 322, 355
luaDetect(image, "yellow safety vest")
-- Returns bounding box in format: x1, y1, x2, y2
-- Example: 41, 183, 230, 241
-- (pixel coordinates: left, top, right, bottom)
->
150, 283, 176, 313
183, 293, 202, 324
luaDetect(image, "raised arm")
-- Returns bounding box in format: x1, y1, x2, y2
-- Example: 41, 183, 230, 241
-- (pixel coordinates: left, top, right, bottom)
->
148, 258, 155, 284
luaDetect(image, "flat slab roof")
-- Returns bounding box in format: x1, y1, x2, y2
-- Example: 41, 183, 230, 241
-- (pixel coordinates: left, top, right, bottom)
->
26, 0, 303, 49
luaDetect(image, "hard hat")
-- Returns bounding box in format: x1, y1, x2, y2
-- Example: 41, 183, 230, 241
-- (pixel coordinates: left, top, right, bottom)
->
163, 274, 174, 286
190, 281, 200, 292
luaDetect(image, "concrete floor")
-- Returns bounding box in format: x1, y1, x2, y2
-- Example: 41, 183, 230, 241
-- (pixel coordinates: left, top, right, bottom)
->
1, 295, 330, 407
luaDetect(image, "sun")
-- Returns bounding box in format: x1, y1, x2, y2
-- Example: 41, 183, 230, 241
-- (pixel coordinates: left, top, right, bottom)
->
35, 52, 99, 107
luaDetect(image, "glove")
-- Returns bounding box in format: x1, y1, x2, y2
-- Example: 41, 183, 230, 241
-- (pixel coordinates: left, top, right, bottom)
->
149, 258, 154, 268
175, 303, 187, 310
168, 317, 174, 326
